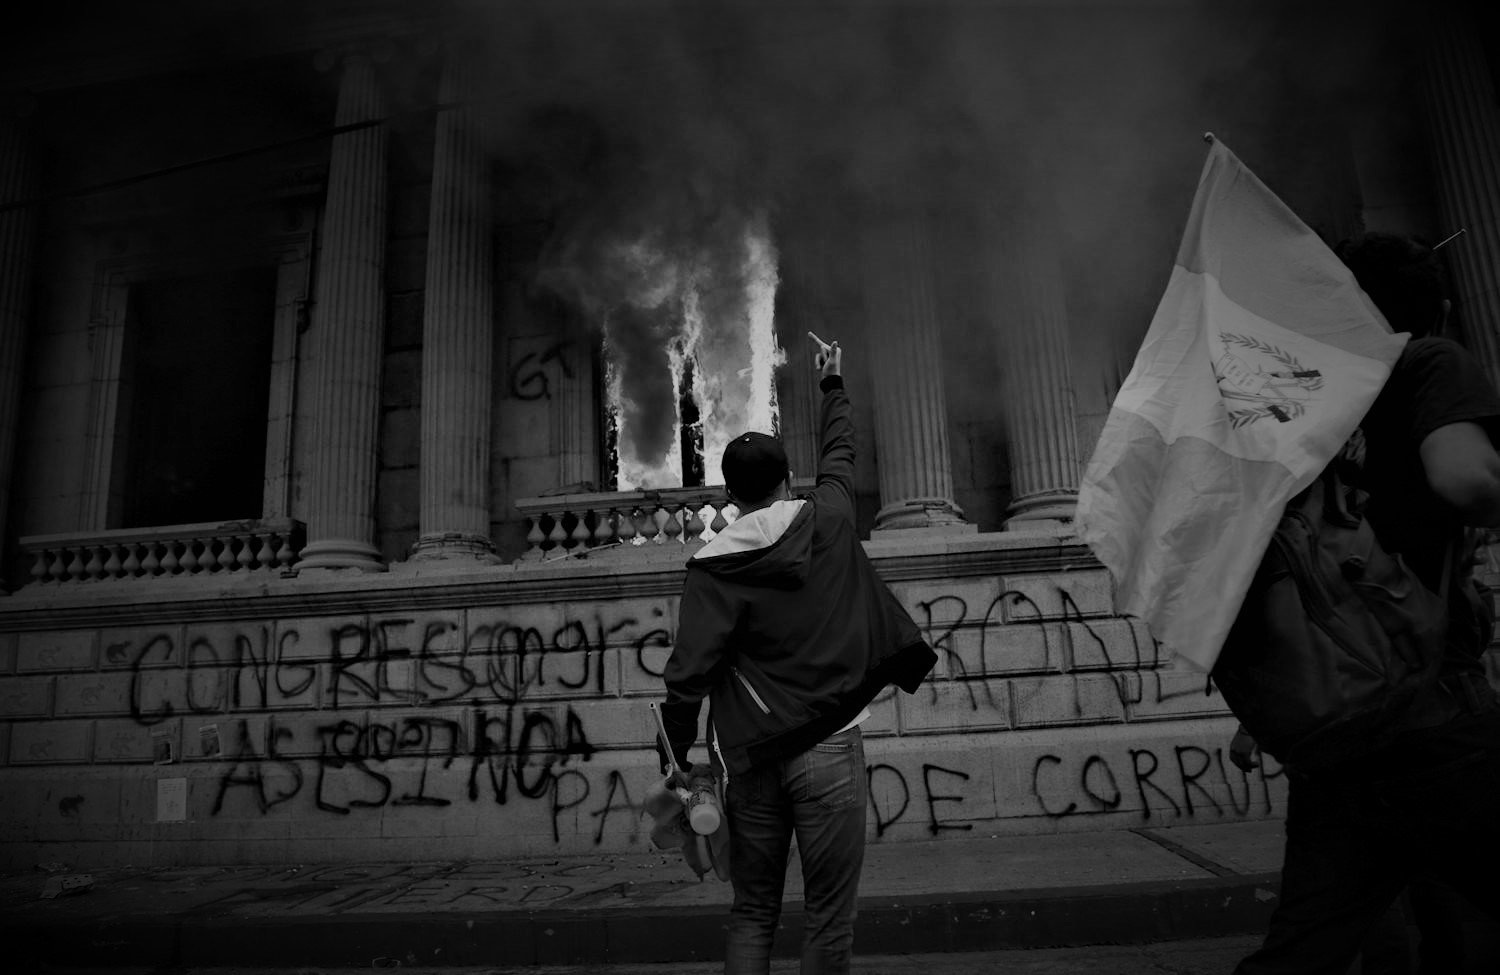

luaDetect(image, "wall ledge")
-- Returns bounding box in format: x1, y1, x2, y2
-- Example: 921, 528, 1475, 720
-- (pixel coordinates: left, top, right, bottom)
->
0, 530, 1100, 631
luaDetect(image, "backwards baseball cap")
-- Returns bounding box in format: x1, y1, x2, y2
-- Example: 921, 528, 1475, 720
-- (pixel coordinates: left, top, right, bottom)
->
722, 432, 789, 504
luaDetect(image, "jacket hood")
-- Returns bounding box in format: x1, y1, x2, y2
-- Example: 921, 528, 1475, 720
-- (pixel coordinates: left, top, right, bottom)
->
690, 499, 812, 588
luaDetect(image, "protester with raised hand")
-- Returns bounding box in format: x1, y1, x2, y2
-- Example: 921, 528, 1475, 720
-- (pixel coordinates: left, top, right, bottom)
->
658, 332, 936, 975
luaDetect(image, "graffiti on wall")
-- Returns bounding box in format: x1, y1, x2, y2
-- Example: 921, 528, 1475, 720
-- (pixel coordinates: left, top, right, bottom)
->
122, 606, 672, 723
15, 577, 1269, 847
863, 744, 1281, 838
109, 603, 674, 843
913, 584, 1204, 715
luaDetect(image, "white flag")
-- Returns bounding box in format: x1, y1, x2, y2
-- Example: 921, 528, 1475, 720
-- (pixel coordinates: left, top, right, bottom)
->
1075, 138, 1408, 671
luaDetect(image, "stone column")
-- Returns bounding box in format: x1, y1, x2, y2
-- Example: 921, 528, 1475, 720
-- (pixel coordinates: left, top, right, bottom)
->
860, 209, 967, 531
411, 56, 499, 562
0, 107, 37, 592
1423, 13, 1500, 386
991, 211, 1082, 526
298, 53, 389, 572
772, 293, 820, 481
773, 231, 834, 482
554, 334, 600, 490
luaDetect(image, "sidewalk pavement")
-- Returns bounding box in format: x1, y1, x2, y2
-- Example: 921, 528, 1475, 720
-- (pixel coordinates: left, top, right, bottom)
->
3, 820, 1286, 970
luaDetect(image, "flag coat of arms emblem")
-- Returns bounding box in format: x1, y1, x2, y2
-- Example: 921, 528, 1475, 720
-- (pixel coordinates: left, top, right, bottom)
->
1075, 137, 1409, 672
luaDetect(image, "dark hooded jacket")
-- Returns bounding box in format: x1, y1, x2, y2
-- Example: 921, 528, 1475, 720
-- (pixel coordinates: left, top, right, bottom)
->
661, 376, 937, 776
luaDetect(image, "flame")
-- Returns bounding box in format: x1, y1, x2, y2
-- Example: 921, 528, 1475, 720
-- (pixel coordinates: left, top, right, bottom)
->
745, 216, 784, 440
697, 214, 785, 487
605, 318, 685, 490
605, 212, 783, 492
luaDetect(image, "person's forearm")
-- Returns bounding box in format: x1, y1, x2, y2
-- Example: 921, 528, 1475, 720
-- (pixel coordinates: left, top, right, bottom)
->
817, 377, 854, 477
1421, 423, 1500, 526
1450, 457, 1500, 527
1434, 470, 1500, 527
660, 698, 701, 770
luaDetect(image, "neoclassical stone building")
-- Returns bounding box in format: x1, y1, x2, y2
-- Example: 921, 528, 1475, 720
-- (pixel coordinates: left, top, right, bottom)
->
0, 1, 1495, 866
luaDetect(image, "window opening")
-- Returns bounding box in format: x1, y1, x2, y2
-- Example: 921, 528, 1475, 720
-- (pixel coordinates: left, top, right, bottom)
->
600, 214, 783, 490
115, 266, 277, 527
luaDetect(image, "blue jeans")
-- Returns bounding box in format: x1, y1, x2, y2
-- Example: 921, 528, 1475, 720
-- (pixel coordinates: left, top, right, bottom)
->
724, 726, 867, 975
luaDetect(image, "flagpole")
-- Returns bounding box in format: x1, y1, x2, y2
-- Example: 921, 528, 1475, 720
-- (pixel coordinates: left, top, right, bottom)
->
1433, 228, 1467, 250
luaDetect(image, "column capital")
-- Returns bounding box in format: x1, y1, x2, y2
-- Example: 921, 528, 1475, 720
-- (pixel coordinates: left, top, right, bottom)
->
431, 45, 488, 120
313, 38, 398, 74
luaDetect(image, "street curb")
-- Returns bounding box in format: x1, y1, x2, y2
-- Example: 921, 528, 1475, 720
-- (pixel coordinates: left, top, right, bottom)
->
10, 873, 1281, 968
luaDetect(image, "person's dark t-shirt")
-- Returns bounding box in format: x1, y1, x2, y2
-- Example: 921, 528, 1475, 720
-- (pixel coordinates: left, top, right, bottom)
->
1356, 335, 1500, 767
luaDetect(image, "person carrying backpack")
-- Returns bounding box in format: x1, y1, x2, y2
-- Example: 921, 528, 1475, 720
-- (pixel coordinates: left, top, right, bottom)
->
658, 333, 937, 975
1230, 232, 1500, 974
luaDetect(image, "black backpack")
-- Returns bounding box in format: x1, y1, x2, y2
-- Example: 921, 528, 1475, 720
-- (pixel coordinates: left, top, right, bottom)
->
1212, 438, 1453, 773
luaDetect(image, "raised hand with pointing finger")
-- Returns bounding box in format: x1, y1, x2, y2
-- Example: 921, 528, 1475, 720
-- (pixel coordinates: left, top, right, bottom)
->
808, 331, 841, 379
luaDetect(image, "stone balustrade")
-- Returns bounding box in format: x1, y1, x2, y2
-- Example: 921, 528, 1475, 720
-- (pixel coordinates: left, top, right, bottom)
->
19, 518, 304, 584
514, 479, 813, 561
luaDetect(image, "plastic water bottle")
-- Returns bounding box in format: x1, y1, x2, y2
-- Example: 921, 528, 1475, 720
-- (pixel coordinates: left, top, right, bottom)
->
684, 771, 722, 835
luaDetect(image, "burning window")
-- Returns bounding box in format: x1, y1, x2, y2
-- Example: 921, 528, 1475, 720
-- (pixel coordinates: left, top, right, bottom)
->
597, 212, 785, 490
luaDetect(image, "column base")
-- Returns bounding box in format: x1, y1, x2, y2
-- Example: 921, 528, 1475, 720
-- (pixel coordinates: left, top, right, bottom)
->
873, 497, 968, 532
868, 523, 978, 544
1004, 490, 1078, 529
409, 532, 502, 564
295, 539, 387, 573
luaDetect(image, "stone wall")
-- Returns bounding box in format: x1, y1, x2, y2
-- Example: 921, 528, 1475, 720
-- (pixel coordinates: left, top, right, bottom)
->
0, 533, 1275, 869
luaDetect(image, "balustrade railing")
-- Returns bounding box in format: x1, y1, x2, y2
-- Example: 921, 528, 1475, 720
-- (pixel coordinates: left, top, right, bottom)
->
513, 480, 812, 562
19, 519, 304, 585
19, 483, 828, 581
